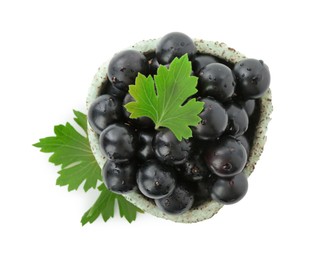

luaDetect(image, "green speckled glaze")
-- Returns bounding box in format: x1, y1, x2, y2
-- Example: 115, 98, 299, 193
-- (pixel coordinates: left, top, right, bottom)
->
86, 39, 273, 223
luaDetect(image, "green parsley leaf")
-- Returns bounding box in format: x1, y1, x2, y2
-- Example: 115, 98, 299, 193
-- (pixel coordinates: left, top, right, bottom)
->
125, 54, 204, 141
33, 110, 101, 192
81, 185, 143, 225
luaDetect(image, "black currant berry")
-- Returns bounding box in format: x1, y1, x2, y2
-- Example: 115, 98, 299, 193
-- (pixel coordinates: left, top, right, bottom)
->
198, 63, 236, 102
192, 97, 228, 140
156, 32, 197, 65
153, 129, 192, 165
88, 94, 123, 135
192, 54, 219, 75
102, 160, 136, 194
204, 136, 247, 177
155, 185, 194, 215
233, 58, 270, 99
211, 172, 248, 204
226, 103, 249, 137
108, 50, 149, 91
99, 123, 137, 162
137, 160, 176, 199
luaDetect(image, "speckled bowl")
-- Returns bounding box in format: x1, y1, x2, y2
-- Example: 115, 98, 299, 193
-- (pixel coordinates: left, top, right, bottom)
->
86, 38, 273, 223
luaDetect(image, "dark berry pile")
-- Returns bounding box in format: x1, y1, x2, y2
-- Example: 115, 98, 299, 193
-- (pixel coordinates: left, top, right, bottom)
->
88, 32, 270, 215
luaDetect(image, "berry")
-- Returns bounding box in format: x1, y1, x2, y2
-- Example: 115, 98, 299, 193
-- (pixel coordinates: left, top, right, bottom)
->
108, 50, 149, 91
155, 185, 194, 215
123, 93, 154, 129
226, 103, 249, 137
204, 136, 247, 177
233, 58, 270, 99
99, 123, 137, 162
102, 160, 136, 194
137, 131, 156, 161
192, 97, 228, 140
192, 54, 219, 75
153, 128, 191, 165
198, 63, 236, 102
88, 94, 123, 135
211, 172, 248, 204
156, 32, 197, 64
137, 160, 176, 199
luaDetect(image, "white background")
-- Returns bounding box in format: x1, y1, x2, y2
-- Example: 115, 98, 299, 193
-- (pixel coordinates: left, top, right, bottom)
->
1, 0, 316, 259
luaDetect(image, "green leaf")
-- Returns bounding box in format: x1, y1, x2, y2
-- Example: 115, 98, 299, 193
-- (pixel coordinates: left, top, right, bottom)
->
33, 110, 101, 191
125, 54, 204, 141
81, 185, 143, 225
116, 195, 143, 223
34, 110, 143, 224
81, 185, 115, 225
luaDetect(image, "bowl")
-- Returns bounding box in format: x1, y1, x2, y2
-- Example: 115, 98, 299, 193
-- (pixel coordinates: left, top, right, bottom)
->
86, 38, 273, 223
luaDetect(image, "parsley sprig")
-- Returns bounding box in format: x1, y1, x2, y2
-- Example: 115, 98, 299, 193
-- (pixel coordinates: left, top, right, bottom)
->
33, 110, 143, 225
125, 54, 204, 141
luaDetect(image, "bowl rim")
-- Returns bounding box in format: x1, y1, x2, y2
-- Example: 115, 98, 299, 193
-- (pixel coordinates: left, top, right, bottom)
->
86, 38, 273, 223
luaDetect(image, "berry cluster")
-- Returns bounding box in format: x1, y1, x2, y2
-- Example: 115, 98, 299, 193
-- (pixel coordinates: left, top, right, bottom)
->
88, 32, 270, 215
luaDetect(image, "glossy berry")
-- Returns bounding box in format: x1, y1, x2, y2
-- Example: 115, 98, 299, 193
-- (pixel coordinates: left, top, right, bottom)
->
183, 154, 211, 182
137, 160, 176, 199
204, 136, 247, 177
192, 97, 228, 140
233, 58, 270, 99
123, 93, 154, 129
108, 50, 149, 91
198, 63, 236, 102
211, 172, 248, 204
192, 54, 219, 75
155, 185, 194, 215
156, 32, 197, 64
154, 129, 191, 165
88, 94, 123, 135
99, 123, 137, 162
137, 131, 156, 161
102, 160, 136, 194
226, 103, 249, 137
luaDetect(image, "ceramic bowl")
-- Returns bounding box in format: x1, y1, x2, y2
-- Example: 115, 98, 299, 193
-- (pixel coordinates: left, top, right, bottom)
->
86, 38, 273, 223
